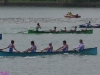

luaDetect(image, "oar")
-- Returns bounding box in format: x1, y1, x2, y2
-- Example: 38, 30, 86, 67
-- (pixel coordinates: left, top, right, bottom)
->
0, 47, 21, 53
1, 47, 8, 50
71, 25, 80, 28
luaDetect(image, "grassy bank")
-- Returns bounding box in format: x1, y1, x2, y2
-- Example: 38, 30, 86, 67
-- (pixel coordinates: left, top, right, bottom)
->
0, 0, 100, 3
0, 0, 100, 7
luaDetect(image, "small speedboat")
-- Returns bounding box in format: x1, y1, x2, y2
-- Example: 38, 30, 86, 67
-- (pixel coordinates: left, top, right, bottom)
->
64, 14, 81, 18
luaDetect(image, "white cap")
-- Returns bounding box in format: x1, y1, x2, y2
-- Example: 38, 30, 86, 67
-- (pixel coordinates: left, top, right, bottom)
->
49, 42, 52, 44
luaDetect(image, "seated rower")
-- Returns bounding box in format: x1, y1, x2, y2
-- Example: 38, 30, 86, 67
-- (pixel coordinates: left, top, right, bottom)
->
2, 40, 19, 52
70, 26, 77, 32
24, 41, 37, 52
50, 27, 56, 32
61, 27, 67, 32
56, 40, 68, 52
86, 21, 91, 27
74, 26, 77, 31
36, 23, 41, 31
73, 39, 85, 51
41, 42, 53, 52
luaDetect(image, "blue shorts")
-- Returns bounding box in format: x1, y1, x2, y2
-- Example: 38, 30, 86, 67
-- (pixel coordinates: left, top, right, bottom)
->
31, 50, 36, 53
47, 50, 52, 52
77, 48, 84, 51
9, 48, 13, 52
63, 49, 68, 52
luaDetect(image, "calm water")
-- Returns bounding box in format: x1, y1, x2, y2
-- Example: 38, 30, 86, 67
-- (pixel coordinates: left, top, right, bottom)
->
0, 6, 100, 75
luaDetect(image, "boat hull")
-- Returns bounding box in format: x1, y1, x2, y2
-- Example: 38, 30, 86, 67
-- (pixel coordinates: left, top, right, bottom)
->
64, 14, 81, 18
0, 47, 97, 57
79, 25, 100, 28
28, 30, 93, 34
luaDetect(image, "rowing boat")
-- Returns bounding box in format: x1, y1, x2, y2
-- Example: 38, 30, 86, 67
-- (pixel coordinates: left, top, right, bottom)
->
0, 47, 97, 57
64, 14, 81, 18
79, 24, 100, 28
28, 30, 93, 34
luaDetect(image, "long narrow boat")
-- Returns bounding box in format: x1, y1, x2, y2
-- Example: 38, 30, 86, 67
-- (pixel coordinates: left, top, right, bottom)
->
28, 30, 93, 34
0, 47, 97, 57
79, 24, 100, 28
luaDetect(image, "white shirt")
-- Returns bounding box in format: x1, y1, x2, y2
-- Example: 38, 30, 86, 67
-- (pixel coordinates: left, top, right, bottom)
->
9, 44, 13, 48
76, 43, 85, 50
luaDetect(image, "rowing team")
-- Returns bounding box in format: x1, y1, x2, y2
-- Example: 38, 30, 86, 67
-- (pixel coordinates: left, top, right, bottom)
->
36, 23, 78, 32
0, 39, 85, 53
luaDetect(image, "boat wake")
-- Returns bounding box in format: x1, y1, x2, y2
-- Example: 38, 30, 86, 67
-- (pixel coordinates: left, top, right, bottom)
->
24, 56, 37, 59
0, 18, 99, 24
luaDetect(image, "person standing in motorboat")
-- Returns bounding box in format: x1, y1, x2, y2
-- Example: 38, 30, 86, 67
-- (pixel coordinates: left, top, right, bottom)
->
36, 23, 41, 31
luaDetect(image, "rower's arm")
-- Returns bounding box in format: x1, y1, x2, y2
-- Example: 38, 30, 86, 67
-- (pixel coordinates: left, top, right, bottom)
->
35, 46, 37, 51
51, 47, 53, 51
26, 47, 32, 51
57, 46, 63, 50
41, 47, 48, 52
43, 47, 48, 51
13, 45, 18, 52
3, 46, 9, 50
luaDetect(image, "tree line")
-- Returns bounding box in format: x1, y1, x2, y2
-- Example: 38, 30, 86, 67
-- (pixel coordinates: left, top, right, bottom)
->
66, 0, 100, 3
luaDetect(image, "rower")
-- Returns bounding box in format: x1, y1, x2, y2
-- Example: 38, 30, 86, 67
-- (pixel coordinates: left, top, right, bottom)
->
36, 23, 41, 31
50, 27, 56, 32
61, 27, 67, 32
86, 21, 91, 27
2, 40, 19, 52
56, 40, 68, 52
41, 42, 53, 52
24, 41, 37, 52
70, 26, 77, 32
73, 39, 85, 51
74, 26, 77, 31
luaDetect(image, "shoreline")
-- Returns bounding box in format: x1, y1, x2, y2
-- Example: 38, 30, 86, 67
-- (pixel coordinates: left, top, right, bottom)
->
0, 2, 100, 7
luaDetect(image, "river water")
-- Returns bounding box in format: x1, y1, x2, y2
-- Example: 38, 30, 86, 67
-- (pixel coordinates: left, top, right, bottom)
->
0, 6, 100, 75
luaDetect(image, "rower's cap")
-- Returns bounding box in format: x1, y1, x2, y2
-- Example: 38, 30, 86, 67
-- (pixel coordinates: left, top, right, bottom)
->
49, 42, 52, 44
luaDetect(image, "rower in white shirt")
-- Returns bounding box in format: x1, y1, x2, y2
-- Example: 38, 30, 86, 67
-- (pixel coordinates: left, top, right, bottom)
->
73, 39, 85, 51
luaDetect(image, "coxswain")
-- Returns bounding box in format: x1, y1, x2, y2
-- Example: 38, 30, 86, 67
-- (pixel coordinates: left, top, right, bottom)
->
36, 23, 41, 31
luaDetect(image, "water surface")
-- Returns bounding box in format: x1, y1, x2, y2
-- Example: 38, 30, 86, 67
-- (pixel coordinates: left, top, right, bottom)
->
0, 6, 99, 75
